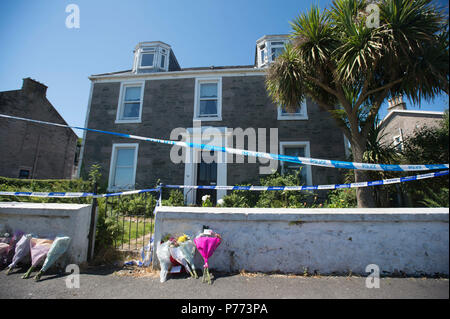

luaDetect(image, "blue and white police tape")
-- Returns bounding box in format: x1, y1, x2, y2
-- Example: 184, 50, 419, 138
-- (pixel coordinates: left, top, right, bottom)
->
0, 188, 159, 198
0, 170, 447, 198
164, 170, 449, 191
1, 113, 448, 172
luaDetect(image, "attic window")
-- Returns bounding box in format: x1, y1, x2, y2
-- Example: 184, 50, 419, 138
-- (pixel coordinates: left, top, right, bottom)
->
256, 37, 289, 68
160, 48, 167, 68
270, 41, 285, 61
259, 44, 266, 65
140, 48, 155, 68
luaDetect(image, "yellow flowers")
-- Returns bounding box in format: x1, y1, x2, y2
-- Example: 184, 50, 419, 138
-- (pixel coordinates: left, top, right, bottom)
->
177, 234, 189, 243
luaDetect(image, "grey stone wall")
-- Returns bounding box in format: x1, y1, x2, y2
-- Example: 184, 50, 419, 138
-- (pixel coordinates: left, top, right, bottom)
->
81, 75, 346, 192
379, 112, 444, 147
0, 79, 77, 179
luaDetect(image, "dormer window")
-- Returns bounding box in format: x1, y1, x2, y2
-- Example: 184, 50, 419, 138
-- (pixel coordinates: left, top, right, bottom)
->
256, 35, 289, 68
133, 42, 172, 73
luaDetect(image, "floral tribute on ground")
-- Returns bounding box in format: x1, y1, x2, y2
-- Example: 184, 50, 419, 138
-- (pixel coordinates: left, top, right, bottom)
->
156, 229, 222, 284
194, 229, 222, 285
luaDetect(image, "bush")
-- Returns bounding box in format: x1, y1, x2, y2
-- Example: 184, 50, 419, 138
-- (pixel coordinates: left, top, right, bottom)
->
162, 190, 185, 206
221, 192, 253, 208
221, 171, 315, 208
0, 176, 92, 203
324, 189, 357, 208
95, 199, 123, 251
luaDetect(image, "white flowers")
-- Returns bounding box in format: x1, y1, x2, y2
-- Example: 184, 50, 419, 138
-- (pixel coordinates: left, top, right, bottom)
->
217, 199, 224, 206
201, 195, 211, 202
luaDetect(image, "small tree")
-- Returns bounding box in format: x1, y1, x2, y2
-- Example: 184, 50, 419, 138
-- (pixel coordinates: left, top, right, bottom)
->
266, 0, 449, 207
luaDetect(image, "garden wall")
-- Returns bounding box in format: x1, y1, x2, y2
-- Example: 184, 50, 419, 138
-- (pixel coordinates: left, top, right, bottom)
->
0, 202, 93, 265
153, 206, 449, 276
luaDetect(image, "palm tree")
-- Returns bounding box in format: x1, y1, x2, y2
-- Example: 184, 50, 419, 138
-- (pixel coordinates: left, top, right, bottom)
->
265, 0, 449, 207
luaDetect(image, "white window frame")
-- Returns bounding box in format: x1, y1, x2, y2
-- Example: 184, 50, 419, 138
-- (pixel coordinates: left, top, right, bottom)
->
280, 141, 312, 185
269, 41, 286, 62
258, 44, 267, 67
277, 100, 308, 120
393, 134, 403, 152
193, 77, 222, 121
108, 143, 139, 191
115, 81, 145, 124
136, 46, 169, 72
139, 48, 156, 69
159, 47, 168, 69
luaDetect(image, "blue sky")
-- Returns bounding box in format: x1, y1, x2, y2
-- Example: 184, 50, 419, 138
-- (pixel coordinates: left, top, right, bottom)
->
0, 0, 448, 138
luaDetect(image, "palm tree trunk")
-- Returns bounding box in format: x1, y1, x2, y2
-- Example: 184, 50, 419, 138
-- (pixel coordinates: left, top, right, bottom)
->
352, 140, 377, 208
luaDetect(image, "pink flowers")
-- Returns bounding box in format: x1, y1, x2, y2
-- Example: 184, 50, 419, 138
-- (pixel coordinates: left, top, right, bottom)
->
194, 230, 222, 284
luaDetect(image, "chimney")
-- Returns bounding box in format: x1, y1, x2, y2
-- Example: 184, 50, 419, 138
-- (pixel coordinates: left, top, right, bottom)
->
387, 95, 406, 112
22, 77, 47, 97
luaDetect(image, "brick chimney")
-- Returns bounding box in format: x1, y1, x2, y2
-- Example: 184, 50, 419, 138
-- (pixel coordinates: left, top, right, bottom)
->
22, 77, 47, 97
387, 95, 406, 112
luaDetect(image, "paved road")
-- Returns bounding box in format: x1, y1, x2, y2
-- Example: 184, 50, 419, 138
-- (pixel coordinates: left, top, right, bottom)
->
0, 266, 448, 299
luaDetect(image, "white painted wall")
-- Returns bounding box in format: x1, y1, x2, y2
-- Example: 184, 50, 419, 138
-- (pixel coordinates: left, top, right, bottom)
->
0, 202, 93, 265
153, 207, 449, 276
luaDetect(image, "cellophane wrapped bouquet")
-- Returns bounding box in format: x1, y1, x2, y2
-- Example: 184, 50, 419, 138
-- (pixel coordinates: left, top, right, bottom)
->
22, 237, 54, 279
194, 229, 222, 284
156, 241, 172, 283
34, 236, 71, 281
169, 234, 198, 279
1, 230, 24, 267
6, 234, 32, 274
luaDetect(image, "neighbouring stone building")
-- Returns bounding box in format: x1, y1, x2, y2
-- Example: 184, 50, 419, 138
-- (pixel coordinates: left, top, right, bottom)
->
379, 96, 445, 152
0, 78, 78, 179
79, 36, 348, 204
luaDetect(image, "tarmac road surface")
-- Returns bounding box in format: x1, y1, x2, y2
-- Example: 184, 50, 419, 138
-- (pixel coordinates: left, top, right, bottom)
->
0, 266, 448, 299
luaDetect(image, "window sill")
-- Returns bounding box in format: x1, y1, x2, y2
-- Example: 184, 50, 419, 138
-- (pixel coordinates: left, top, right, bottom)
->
107, 186, 135, 192
277, 115, 308, 121
115, 119, 142, 124
193, 116, 222, 122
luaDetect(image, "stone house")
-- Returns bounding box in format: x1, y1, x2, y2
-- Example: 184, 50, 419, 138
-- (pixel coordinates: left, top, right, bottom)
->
79, 35, 348, 204
379, 96, 445, 152
0, 78, 78, 179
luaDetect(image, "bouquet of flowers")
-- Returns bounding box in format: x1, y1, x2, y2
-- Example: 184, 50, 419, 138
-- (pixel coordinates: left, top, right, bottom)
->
1, 230, 24, 267
6, 234, 32, 275
34, 236, 71, 281
22, 237, 54, 279
178, 237, 198, 278
156, 241, 172, 283
168, 234, 198, 279
194, 229, 222, 284
0, 230, 11, 262
0, 242, 8, 263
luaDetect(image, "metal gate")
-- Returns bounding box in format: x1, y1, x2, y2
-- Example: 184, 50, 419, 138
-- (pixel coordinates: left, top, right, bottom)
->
103, 191, 156, 252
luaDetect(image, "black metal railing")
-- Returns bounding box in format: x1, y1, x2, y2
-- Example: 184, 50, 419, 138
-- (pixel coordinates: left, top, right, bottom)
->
104, 191, 157, 252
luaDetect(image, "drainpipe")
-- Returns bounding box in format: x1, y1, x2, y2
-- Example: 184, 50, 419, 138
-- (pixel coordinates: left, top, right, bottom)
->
32, 133, 41, 179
